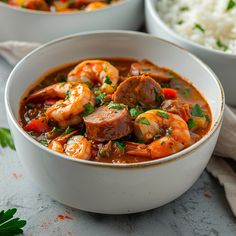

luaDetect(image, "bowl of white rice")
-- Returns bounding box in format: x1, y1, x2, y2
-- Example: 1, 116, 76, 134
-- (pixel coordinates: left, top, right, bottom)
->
145, 0, 236, 105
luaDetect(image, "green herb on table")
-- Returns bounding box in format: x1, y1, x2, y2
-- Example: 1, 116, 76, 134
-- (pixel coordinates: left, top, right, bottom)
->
136, 117, 150, 125
193, 23, 205, 33
0, 208, 26, 236
107, 101, 125, 110
0, 128, 15, 150
216, 39, 228, 51
177, 20, 184, 25
226, 0, 236, 11
81, 103, 95, 117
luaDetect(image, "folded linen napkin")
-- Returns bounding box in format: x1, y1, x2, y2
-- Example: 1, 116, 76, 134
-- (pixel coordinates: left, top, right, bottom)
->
0, 41, 236, 216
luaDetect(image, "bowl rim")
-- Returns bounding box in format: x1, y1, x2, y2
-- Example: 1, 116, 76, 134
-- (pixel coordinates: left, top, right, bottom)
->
0, 0, 133, 15
5, 30, 225, 168
146, 0, 236, 59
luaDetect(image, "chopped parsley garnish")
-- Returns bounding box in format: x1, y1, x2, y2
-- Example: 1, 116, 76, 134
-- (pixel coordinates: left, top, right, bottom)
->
191, 104, 203, 117
39, 140, 48, 146
157, 111, 169, 119
226, 0, 236, 11
193, 23, 205, 33
180, 6, 189, 11
187, 118, 196, 129
216, 39, 228, 51
52, 126, 62, 132
60, 81, 66, 87
79, 123, 86, 135
136, 117, 150, 125
83, 81, 92, 87
205, 114, 210, 122
107, 101, 125, 110
95, 93, 106, 105
65, 90, 70, 100
153, 87, 164, 104
81, 103, 95, 117
115, 141, 126, 151
183, 89, 190, 97
26, 103, 35, 109
0, 128, 15, 150
129, 108, 142, 117
65, 126, 74, 134
0, 208, 27, 235
161, 141, 166, 145
104, 75, 112, 85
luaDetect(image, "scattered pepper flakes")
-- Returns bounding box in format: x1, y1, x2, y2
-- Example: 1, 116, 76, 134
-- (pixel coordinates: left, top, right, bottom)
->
12, 172, 23, 179
204, 192, 212, 199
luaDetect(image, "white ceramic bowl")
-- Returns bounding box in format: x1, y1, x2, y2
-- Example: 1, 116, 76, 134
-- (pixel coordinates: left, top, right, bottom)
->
0, 0, 143, 43
145, 0, 236, 106
5, 31, 224, 214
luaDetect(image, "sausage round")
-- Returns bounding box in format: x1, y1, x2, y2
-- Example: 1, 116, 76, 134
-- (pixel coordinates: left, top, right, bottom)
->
113, 75, 164, 108
83, 105, 133, 142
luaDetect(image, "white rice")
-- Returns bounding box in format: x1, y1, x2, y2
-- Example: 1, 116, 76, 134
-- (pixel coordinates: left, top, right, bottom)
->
156, 0, 236, 54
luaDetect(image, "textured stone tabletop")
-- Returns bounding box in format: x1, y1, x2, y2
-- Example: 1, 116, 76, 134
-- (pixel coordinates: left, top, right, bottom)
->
0, 56, 236, 236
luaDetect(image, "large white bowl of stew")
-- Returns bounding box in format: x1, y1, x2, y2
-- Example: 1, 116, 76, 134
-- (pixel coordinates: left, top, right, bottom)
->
5, 31, 224, 214
0, 0, 143, 42
145, 0, 236, 106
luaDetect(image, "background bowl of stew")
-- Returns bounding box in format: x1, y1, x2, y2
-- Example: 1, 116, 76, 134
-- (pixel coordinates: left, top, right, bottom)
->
145, 0, 236, 106
0, 0, 143, 43
5, 31, 224, 214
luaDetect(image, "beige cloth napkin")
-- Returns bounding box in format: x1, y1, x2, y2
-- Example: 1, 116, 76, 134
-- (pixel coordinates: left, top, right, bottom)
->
0, 41, 236, 216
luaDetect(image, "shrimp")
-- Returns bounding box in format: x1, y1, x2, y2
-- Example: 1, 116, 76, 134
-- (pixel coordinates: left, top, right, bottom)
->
126, 109, 191, 159
48, 131, 91, 160
27, 82, 95, 127
68, 60, 119, 94
85, 2, 108, 11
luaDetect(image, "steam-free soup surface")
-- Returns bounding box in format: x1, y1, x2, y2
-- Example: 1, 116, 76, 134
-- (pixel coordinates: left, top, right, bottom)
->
20, 58, 211, 163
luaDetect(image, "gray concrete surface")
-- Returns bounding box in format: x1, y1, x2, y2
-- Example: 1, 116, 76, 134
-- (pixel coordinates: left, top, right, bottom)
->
0, 56, 235, 236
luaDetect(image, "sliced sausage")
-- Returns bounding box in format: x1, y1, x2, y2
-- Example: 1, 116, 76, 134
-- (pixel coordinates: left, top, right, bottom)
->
113, 75, 164, 108
83, 105, 133, 142
130, 59, 173, 84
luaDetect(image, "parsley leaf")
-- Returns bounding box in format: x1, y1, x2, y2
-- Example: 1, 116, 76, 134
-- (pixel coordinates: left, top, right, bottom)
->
226, 0, 236, 11
157, 111, 169, 119
65, 126, 74, 134
81, 103, 95, 117
0, 208, 26, 235
216, 39, 228, 51
107, 101, 125, 110
205, 114, 210, 122
129, 108, 142, 117
39, 139, 48, 146
191, 104, 203, 117
115, 141, 126, 151
193, 23, 205, 33
136, 117, 150, 125
0, 128, 15, 150
65, 90, 70, 100
104, 75, 112, 85
95, 93, 105, 105
153, 87, 164, 104
187, 118, 196, 129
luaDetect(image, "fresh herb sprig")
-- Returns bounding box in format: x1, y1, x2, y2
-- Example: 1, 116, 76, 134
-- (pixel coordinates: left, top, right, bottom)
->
0, 208, 26, 236
0, 128, 15, 151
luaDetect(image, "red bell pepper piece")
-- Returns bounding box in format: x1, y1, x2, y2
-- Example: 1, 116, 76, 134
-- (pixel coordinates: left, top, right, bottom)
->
162, 88, 177, 99
24, 117, 50, 133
